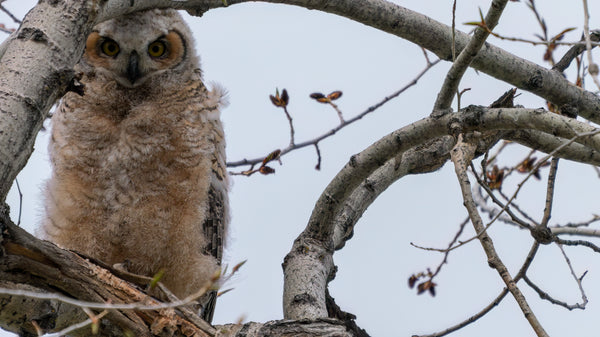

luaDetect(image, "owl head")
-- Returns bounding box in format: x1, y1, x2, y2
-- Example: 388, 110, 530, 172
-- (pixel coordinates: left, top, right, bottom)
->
82, 9, 198, 88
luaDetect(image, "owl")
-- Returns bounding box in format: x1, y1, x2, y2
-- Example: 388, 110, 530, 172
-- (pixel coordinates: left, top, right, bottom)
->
41, 9, 229, 322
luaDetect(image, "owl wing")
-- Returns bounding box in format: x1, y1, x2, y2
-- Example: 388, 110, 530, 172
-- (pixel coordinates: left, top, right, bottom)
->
198, 115, 229, 323
199, 184, 226, 323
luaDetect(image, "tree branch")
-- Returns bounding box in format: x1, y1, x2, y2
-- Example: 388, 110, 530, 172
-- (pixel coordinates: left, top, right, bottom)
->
227, 59, 440, 168
283, 105, 600, 321
433, 0, 509, 110
0, 206, 216, 336
4, 0, 600, 202
450, 134, 548, 337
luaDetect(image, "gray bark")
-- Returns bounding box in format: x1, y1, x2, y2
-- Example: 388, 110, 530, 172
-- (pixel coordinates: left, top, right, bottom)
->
1, 0, 600, 336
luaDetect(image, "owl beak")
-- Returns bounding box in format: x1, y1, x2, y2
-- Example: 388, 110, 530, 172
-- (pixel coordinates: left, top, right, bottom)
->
126, 51, 141, 85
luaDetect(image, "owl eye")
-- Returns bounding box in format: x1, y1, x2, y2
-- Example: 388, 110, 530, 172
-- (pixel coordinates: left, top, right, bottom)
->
100, 39, 120, 57
148, 41, 167, 58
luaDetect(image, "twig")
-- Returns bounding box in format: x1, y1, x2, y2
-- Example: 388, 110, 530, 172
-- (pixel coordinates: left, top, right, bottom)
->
0, 4, 21, 24
420, 47, 432, 65
555, 237, 600, 253
283, 105, 295, 146
0, 260, 244, 312
582, 0, 600, 89
498, 189, 539, 226
15, 178, 22, 226
0, 282, 210, 312
416, 289, 509, 337
410, 216, 469, 251
485, 31, 598, 48
471, 165, 533, 229
330, 101, 345, 123
553, 30, 600, 72
471, 184, 525, 228
540, 158, 559, 226
558, 244, 588, 308
416, 241, 541, 337
40, 310, 109, 337
430, 217, 469, 278
227, 59, 440, 168
523, 274, 585, 310
0, 25, 13, 34
521, 242, 588, 311
484, 140, 512, 165
450, 135, 548, 337
433, 0, 509, 111
557, 214, 600, 228
314, 143, 322, 170
494, 129, 600, 237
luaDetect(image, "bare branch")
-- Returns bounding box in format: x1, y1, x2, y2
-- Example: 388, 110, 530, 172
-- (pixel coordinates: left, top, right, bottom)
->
555, 237, 600, 253
506, 130, 600, 167
540, 158, 559, 226
552, 227, 600, 237
0, 4, 21, 24
450, 134, 548, 337
582, 0, 600, 89
434, 0, 509, 110
227, 59, 440, 168
472, 172, 534, 229
553, 30, 600, 72
42, 310, 109, 337
558, 244, 588, 308
6, 0, 600, 204
416, 241, 541, 337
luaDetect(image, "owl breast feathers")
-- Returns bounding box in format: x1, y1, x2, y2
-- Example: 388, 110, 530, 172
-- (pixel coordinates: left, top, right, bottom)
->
41, 9, 229, 321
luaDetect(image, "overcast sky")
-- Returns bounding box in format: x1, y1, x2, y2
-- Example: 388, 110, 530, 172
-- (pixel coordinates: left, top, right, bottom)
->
3, 1, 600, 336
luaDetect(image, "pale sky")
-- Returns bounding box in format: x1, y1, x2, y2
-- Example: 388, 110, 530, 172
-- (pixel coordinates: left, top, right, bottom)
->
3, 1, 600, 336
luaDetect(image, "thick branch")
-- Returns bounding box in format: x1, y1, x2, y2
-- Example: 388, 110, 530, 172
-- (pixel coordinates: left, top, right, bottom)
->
283, 105, 600, 319
0, 207, 217, 337
0, 207, 364, 337
4, 0, 600, 203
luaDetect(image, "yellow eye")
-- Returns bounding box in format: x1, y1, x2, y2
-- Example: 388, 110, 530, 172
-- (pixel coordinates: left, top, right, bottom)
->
101, 39, 120, 57
148, 41, 166, 58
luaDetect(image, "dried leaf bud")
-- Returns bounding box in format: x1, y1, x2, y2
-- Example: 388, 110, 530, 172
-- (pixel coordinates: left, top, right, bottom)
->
310, 92, 326, 100
516, 157, 536, 173
281, 89, 289, 106
262, 149, 282, 166
486, 165, 504, 190
269, 94, 283, 107
327, 90, 343, 100
417, 280, 436, 296
259, 166, 276, 175
408, 275, 418, 289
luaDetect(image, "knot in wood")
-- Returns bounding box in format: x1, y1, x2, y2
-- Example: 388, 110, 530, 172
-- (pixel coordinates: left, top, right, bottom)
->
526, 70, 544, 90
448, 119, 462, 137
530, 226, 554, 245
292, 293, 317, 305
558, 104, 578, 118
17, 28, 48, 43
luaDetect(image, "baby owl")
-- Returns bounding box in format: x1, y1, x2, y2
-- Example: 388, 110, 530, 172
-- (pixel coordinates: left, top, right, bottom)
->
41, 9, 228, 321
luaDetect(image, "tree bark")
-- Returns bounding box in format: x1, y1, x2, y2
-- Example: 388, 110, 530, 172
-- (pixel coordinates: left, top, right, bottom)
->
2, 1, 600, 336
2, 0, 600, 201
